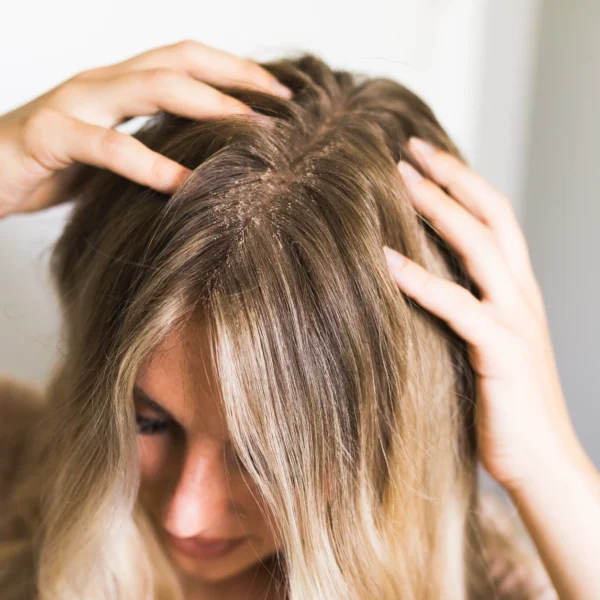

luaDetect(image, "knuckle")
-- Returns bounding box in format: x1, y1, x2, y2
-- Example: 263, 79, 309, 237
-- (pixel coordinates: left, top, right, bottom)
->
48, 80, 86, 107
100, 128, 128, 156
465, 225, 495, 259
23, 107, 60, 141
143, 67, 177, 89
174, 39, 202, 60
441, 155, 467, 188
21, 108, 64, 164
69, 67, 104, 82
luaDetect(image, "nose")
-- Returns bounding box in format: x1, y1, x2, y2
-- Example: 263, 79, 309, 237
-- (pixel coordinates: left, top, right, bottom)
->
162, 438, 236, 539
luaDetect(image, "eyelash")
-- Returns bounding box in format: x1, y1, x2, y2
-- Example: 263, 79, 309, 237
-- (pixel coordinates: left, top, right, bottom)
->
135, 414, 170, 436
134, 415, 253, 473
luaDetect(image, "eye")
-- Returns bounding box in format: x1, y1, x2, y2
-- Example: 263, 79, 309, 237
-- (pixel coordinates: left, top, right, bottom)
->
135, 413, 171, 436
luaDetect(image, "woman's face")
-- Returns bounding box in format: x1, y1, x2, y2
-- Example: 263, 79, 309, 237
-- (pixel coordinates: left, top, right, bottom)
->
134, 321, 281, 586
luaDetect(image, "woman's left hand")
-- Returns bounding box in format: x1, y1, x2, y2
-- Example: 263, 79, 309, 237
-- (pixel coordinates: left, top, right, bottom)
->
383, 137, 582, 494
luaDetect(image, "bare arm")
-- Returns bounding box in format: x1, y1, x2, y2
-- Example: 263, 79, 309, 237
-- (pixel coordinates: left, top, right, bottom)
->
507, 437, 600, 599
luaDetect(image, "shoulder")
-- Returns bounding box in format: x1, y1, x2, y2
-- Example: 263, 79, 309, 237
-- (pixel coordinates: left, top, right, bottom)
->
0, 375, 46, 439
0, 376, 46, 498
0, 375, 45, 418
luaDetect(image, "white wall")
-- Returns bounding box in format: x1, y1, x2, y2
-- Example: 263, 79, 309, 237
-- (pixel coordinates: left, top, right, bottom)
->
521, 0, 600, 467
0, 1, 544, 396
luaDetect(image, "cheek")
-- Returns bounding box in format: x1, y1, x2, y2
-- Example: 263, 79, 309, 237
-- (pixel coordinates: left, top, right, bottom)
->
230, 477, 276, 525
138, 436, 169, 481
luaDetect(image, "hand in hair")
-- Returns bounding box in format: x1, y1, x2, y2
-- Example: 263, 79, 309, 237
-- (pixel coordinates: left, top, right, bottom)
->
385, 137, 600, 600
0, 39, 292, 219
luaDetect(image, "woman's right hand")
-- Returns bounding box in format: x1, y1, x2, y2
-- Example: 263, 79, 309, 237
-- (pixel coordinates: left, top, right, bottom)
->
0, 39, 292, 219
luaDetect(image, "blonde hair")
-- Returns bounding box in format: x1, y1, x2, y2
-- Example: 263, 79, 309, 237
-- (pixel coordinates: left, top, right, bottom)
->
0, 52, 546, 599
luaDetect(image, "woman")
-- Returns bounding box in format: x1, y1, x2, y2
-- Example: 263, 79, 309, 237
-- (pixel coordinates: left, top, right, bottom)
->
0, 40, 597, 600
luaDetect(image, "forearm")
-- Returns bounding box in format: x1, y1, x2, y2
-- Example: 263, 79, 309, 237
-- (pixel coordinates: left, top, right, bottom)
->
508, 438, 600, 600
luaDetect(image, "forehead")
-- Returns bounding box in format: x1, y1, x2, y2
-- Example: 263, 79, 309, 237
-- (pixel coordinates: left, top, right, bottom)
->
141, 320, 211, 374
135, 320, 227, 438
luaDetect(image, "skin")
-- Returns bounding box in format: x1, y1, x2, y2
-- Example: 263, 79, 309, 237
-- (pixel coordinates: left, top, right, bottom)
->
1, 39, 599, 599
135, 322, 283, 600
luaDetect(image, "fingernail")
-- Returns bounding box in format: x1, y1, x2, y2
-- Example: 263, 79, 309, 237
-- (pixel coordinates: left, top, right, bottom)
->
409, 137, 436, 155
270, 81, 293, 98
383, 245, 406, 267
398, 160, 423, 183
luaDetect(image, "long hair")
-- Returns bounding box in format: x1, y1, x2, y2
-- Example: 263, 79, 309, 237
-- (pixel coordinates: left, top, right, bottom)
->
0, 52, 547, 599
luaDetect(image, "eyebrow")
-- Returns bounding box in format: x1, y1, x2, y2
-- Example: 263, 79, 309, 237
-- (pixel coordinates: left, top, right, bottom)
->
133, 385, 175, 420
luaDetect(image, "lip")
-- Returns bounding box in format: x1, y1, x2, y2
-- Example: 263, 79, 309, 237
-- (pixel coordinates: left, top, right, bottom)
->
167, 534, 246, 559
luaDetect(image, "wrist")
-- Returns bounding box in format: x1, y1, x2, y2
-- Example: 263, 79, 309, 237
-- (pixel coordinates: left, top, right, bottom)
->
506, 434, 598, 502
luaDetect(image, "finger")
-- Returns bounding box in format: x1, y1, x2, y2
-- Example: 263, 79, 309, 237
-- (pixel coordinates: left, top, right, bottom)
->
28, 108, 191, 195
407, 138, 507, 224
107, 68, 261, 121
407, 138, 542, 311
383, 245, 502, 349
397, 160, 522, 315
84, 39, 293, 99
